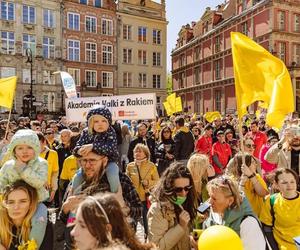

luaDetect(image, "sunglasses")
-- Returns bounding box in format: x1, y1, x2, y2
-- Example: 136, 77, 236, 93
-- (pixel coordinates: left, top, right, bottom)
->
173, 185, 192, 193
220, 177, 234, 196
245, 144, 256, 149
163, 130, 171, 133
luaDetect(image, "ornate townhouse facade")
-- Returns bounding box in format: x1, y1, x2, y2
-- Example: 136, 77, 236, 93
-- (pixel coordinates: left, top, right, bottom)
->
0, 0, 63, 116
117, 0, 167, 115
171, 0, 300, 115
63, 0, 117, 98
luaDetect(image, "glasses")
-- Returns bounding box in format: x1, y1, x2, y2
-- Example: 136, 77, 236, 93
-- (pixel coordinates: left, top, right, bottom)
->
80, 158, 99, 165
173, 185, 192, 193
163, 130, 171, 134
245, 144, 256, 149
220, 177, 234, 196
45, 132, 53, 135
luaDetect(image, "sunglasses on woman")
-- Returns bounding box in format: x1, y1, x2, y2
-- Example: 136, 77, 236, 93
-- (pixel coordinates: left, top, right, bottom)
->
245, 143, 256, 149
173, 185, 192, 193
219, 176, 234, 196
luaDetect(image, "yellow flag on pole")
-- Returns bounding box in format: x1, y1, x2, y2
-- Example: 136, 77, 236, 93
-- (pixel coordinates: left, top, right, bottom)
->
175, 97, 182, 113
166, 93, 176, 111
204, 111, 222, 123
163, 101, 173, 116
231, 32, 294, 129
0, 76, 17, 109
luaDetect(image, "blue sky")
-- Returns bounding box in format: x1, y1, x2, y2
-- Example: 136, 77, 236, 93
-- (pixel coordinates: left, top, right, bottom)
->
165, 0, 223, 72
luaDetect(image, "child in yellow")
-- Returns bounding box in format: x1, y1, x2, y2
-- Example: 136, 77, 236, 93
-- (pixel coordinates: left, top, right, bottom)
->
260, 168, 300, 250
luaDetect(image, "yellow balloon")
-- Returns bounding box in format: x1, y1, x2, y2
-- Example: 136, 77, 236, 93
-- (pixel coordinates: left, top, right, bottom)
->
198, 225, 243, 250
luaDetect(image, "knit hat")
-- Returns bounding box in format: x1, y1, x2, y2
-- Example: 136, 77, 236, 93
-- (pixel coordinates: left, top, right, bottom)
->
87, 105, 112, 125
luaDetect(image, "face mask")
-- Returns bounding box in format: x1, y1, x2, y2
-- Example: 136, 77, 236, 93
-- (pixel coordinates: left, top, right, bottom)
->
171, 196, 187, 206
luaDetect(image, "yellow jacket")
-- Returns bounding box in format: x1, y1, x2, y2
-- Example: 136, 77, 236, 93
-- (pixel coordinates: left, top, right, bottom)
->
40, 149, 59, 190
126, 161, 159, 201
60, 155, 78, 181
260, 192, 300, 250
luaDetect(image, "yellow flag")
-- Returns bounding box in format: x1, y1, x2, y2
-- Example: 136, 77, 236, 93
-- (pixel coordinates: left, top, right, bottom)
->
166, 93, 176, 111
204, 111, 222, 123
163, 101, 173, 116
0, 76, 17, 109
175, 97, 182, 113
231, 32, 294, 129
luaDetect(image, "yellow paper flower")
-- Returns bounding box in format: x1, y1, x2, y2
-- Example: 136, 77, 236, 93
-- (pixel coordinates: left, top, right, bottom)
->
17, 239, 37, 250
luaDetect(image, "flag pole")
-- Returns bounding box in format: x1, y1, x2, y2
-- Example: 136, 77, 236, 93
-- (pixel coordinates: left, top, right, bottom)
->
4, 108, 12, 140
238, 117, 246, 165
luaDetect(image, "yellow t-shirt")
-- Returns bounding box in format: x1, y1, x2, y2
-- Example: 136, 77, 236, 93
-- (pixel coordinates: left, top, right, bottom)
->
40, 149, 59, 185
244, 174, 268, 216
60, 155, 78, 181
260, 192, 300, 250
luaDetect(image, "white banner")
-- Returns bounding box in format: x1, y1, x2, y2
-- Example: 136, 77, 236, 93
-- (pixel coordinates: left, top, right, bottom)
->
65, 93, 157, 122
60, 71, 77, 98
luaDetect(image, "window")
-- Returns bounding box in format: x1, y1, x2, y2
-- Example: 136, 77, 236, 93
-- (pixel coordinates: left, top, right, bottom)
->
153, 29, 161, 44
215, 36, 220, 53
1, 1, 14, 20
295, 44, 300, 66
138, 50, 147, 65
80, 0, 87, 4
102, 19, 113, 36
102, 93, 113, 96
194, 67, 201, 84
138, 27, 147, 42
102, 45, 112, 64
123, 24, 132, 40
102, 72, 113, 88
241, 22, 248, 35
179, 72, 185, 89
179, 54, 185, 67
68, 68, 80, 86
43, 37, 55, 59
94, 0, 101, 7
86, 16, 96, 33
123, 72, 132, 87
194, 92, 201, 113
139, 73, 147, 88
85, 70, 97, 87
68, 13, 80, 30
278, 11, 285, 30
295, 14, 300, 32
194, 46, 200, 61
153, 52, 161, 66
215, 90, 221, 111
156, 96, 161, 110
43, 9, 55, 28
153, 74, 161, 88
123, 48, 132, 64
68, 40, 80, 61
22, 69, 36, 84
23, 34, 36, 55
22, 5, 35, 24
1, 31, 14, 54
215, 60, 221, 80
42, 70, 56, 85
1, 67, 15, 78
242, 0, 247, 11
85, 42, 97, 63
278, 42, 286, 63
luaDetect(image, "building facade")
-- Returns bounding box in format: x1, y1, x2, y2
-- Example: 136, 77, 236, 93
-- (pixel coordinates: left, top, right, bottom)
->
171, 0, 300, 115
63, 0, 117, 98
0, 0, 63, 117
117, 0, 167, 115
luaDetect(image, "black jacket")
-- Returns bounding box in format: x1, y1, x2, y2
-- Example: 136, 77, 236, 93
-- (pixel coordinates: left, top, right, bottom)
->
127, 136, 156, 163
173, 127, 195, 160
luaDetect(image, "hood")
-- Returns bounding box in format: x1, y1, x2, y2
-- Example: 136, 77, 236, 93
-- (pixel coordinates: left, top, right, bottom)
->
87, 105, 112, 125
177, 126, 190, 133
8, 129, 41, 163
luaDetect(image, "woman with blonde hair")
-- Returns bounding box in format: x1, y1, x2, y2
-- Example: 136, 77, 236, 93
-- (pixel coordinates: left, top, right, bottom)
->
187, 153, 214, 203
203, 176, 267, 250
126, 143, 159, 240
0, 180, 53, 250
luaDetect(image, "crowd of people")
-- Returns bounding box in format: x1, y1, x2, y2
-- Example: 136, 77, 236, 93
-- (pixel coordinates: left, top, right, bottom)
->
0, 108, 299, 250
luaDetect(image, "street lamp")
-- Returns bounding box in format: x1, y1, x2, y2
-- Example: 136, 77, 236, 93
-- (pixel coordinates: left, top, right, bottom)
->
26, 48, 33, 119
61, 88, 64, 114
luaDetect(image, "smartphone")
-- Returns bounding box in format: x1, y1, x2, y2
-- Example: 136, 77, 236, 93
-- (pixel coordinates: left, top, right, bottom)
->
197, 201, 211, 213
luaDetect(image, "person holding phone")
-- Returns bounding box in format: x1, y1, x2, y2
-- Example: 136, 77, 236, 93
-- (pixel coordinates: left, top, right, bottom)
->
147, 163, 198, 250
265, 126, 300, 177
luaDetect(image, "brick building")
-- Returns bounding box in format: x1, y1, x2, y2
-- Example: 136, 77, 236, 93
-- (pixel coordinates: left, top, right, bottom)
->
171, 0, 300, 115
62, 0, 117, 97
